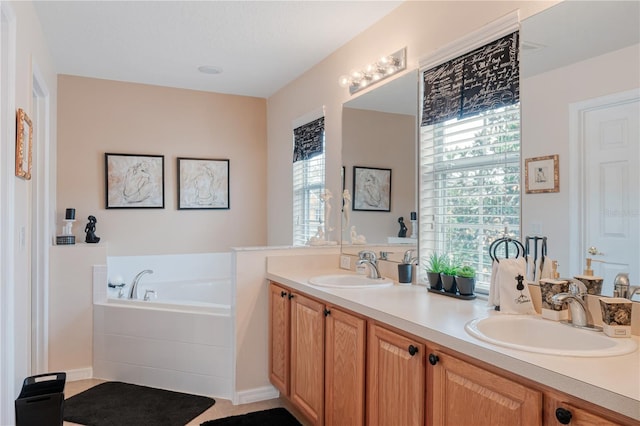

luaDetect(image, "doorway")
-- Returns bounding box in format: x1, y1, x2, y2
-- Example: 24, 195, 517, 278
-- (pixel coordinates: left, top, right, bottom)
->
571, 89, 640, 295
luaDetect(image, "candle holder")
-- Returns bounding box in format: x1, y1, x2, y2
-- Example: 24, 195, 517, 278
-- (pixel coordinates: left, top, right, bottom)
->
56, 211, 76, 245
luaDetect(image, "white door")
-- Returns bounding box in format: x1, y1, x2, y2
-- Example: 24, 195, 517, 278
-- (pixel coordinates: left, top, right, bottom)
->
581, 92, 639, 295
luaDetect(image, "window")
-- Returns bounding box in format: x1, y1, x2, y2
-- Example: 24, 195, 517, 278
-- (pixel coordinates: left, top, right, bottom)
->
420, 104, 520, 293
419, 31, 520, 293
293, 117, 325, 246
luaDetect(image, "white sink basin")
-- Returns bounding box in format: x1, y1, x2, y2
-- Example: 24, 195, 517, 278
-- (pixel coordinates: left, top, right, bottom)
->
465, 315, 637, 357
308, 274, 394, 288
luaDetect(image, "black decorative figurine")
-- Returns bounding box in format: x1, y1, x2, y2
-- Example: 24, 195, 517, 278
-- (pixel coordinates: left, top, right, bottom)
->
397, 217, 408, 238
85, 215, 100, 243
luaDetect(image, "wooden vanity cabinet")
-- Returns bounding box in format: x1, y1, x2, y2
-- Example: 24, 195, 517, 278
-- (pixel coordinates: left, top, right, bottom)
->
269, 282, 290, 395
269, 282, 366, 426
367, 322, 426, 426
427, 347, 542, 426
325, 305, 366, 426
270, 282, 637, 426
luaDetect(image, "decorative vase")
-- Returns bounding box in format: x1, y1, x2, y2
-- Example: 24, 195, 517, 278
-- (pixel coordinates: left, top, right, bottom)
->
441, 274, 457, 294
426, 272, 442, 290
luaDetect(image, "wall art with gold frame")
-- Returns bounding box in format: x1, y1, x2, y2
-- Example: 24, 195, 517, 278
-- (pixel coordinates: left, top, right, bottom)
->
525, 154, 559, 194
16, 108, 33, 180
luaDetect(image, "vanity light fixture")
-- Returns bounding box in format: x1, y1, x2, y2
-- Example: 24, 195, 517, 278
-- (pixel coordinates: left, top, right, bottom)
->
338, 47, 406, 95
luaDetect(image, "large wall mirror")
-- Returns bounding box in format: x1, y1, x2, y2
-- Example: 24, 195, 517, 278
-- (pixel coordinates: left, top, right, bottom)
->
340, 1, 640, 281
341, 71, 418, 262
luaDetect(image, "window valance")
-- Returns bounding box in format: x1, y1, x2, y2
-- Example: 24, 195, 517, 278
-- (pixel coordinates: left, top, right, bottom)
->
293, 116, 325, 163
421, 31, 519, 126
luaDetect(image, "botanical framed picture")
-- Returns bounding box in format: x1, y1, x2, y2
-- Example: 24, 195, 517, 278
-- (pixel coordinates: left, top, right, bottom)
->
177, 157, 230, 210
15, 108, 33, 180
105, 153, 165, 208
353, 166, 391, 211
525, 154, 559, 194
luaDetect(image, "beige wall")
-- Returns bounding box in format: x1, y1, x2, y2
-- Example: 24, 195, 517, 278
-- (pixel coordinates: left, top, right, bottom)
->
266, 1, 557, 246
57, 75, 268, 255
342, 108, 416, 243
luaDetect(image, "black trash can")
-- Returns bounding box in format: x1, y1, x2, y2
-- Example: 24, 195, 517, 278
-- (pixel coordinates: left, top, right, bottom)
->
15, 372, 66, 426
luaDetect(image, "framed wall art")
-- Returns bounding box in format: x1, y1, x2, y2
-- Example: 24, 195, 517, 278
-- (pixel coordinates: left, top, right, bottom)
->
177, 157, 229, 210
16, 108, 33, 180
105, 153, 165, 208
353, 166, 391, 211
525, 154, 559, 194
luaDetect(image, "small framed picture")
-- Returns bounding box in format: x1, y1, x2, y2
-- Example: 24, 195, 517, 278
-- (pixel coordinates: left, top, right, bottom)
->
105, 153, 165, 208
353, 166, 391, 211
178, 158, 229, 210
15, 108, 32, 180
525, 154, 559, 194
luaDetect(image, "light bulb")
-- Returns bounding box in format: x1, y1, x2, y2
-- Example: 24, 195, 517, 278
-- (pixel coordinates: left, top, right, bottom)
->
338, 75, 350, 88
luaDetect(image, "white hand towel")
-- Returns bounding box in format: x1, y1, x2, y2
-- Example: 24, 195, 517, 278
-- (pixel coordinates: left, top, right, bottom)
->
489, 257, 536, 314
499, 257, 536, 314
539, 257, 555, 280
488, 260, 500, 307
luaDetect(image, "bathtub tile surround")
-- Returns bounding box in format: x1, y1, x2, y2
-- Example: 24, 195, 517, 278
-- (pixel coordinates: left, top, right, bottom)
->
93, 253, 233, 399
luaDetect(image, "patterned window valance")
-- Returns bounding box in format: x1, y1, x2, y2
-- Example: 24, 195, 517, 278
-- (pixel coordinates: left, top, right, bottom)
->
421, 31, 519, 127
293, 116, 325, 163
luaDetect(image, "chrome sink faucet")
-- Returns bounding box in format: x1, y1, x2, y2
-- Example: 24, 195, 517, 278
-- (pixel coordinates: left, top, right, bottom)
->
357, 250, 381, 279
129, 269, 153, 299
551, 280, 597, 330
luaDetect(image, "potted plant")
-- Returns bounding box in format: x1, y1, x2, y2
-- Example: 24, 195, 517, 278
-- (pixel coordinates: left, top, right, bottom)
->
440, 258, 459, 294
456, 265, 476, 296
425, 252, 445, 290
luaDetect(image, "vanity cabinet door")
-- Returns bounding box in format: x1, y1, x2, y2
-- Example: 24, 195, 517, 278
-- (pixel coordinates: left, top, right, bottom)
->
325, 306, 366, 426
290, 292, 325, 426
269, 282, 290, 395
367, 322, 425, 426
429, 349, 542, 426
544, 398, 629, 426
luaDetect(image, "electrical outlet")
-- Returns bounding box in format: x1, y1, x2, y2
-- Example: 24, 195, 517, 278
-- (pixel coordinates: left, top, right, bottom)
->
340, 255, 351, 270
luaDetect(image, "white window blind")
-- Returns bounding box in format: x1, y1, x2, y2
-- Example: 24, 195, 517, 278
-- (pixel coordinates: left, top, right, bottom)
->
419, 103, 520, 293
293, 152, 325, 246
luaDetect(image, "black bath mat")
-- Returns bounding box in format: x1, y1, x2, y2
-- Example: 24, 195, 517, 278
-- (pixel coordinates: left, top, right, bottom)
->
64, 381, 215, 426
200, 407, 301, 426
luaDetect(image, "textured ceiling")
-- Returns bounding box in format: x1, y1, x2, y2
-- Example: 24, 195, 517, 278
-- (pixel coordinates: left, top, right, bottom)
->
33, 1, 403, 98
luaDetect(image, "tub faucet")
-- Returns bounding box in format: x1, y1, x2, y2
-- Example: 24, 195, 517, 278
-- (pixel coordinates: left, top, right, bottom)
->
551, 280, 596, 330
357, 250, 380, 279
129, 269, 153, 299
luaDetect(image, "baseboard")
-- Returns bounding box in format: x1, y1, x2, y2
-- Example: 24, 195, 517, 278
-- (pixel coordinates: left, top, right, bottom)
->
233, 385, 279, 405
64, 367, 93, 382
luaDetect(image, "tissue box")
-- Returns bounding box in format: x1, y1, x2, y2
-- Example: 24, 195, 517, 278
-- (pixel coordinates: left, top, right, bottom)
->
599, 297, 632, 338
574, 275, 603, 295
539, 279, 569, 320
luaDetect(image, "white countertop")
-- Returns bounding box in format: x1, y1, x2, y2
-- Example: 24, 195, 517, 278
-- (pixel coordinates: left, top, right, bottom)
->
266, 258, 640, 421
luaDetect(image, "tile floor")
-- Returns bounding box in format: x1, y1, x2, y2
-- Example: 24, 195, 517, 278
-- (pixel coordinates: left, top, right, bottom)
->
64, 379, 309, 426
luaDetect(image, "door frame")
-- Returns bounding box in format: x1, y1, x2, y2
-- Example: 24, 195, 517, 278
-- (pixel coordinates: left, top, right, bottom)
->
31, 61, 51, 374
569, 88, 640, 276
